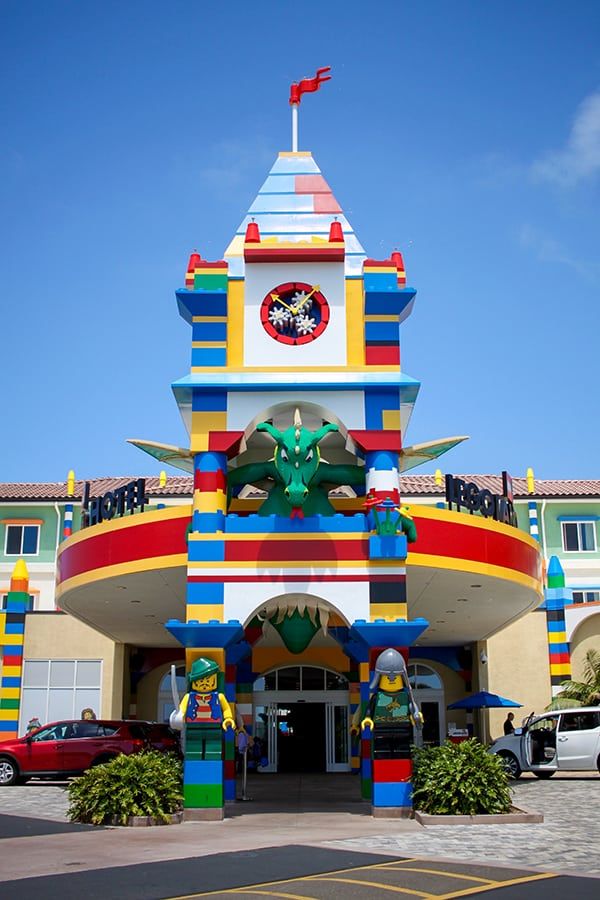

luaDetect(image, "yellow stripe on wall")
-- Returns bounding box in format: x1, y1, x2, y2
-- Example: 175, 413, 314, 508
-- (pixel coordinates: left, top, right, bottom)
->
346, 279, 365, 366
228, 279, 244, 367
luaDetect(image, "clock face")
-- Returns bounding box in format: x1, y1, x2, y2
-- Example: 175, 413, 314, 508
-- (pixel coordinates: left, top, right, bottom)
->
260, 282, 330, 345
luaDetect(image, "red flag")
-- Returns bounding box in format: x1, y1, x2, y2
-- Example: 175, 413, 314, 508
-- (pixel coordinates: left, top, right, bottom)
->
289, 67, 331, 105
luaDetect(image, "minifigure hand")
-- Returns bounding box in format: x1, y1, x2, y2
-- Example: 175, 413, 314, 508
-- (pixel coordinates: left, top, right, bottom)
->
361, 717, 374, 732
350, 725, 359, 737
222, 717, 235, 731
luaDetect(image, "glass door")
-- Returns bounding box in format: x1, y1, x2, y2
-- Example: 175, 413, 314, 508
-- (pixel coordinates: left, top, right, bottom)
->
326, 702, 350, 772
253, 702, 278, 773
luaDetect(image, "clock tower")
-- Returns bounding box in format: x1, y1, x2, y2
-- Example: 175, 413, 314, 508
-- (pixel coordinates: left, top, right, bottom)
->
130, 143, 466, 820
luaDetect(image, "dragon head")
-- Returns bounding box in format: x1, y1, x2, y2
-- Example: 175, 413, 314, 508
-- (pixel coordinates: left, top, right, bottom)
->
257, 409, 338, 510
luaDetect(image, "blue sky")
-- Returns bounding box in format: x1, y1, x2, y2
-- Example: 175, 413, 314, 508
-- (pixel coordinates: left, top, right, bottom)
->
1, 1, 599, 483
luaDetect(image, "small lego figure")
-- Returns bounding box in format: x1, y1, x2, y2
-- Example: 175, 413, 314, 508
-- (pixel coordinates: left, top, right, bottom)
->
170, 657, 235, 760
80, 708, 96, 720
352, 648, 423, 759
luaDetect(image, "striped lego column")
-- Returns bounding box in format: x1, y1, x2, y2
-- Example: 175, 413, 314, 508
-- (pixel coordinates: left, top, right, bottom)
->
526, 468, 539, 541
372, 759, 413, 810
363, 252, 415, 366
184, 254, 229, 369
0, 560, 29, 739
63, 469, 75, 539
545, 556, 571, 695
358, 661, 372, 800
223, 661, 237, 801
349, 678, 361, 775
186, 451, 228, 623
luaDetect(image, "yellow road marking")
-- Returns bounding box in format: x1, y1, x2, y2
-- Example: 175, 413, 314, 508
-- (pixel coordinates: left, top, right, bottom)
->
370, 865, 494, 884
310, 876, 432, 896
237, 892, 317, 900
435, 871, 557, 899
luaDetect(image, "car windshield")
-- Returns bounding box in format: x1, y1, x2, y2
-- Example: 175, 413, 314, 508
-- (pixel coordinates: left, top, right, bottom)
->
30, 723, 73, 741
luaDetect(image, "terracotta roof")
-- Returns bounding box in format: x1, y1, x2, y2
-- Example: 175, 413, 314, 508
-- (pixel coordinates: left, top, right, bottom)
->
0, 475, 598, 502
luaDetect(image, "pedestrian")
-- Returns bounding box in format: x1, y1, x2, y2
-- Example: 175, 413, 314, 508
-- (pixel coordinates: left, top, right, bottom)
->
503, 712, 515, 735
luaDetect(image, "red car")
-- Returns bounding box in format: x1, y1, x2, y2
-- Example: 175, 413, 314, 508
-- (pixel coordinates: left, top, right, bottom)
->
0, 719, 180, 786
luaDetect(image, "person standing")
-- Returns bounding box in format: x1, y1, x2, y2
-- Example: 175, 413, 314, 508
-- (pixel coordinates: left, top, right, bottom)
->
503, 712, 515, 735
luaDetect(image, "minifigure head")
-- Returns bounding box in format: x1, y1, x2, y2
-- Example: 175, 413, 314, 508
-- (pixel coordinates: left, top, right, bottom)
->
370, 648, 408, 693
188, 657, 220, 692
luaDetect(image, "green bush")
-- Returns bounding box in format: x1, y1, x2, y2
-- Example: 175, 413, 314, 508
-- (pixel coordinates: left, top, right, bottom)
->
68, 751, 183, 826
411, 739, 512, 816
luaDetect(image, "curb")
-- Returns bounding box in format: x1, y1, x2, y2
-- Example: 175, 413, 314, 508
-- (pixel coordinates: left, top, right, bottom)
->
109, 812, 184, 827
414, 805, 543, 826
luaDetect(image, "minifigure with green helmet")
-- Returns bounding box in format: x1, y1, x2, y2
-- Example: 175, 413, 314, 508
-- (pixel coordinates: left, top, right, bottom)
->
170, 656, 235, 737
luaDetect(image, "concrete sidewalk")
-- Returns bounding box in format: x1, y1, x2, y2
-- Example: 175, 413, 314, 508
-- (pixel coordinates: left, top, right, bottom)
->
0, 772, 598, 883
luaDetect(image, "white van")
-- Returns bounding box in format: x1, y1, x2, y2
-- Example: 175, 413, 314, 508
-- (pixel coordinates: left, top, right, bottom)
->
489, 707, 600, 779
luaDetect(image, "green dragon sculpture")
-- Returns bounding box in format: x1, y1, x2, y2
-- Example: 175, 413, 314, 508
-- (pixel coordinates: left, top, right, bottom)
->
227, 410, 365, 517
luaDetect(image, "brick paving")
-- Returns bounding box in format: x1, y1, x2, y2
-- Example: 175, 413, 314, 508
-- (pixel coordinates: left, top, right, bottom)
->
0, 773, 599, 877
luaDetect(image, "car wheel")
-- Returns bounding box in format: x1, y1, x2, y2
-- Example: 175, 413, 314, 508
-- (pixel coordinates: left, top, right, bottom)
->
90, 755, 116, 768
533, 770, 555, 779
0, 757, 20, 786
497, 751, 522, 779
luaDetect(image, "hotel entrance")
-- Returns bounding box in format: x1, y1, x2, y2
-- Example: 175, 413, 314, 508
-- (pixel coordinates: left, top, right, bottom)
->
253, 666, 351, 773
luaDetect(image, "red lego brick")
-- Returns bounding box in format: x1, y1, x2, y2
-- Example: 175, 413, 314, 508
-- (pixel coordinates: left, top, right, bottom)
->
373, 758, 412, 783
224, 759, 236, 780
366, 345, 400, 366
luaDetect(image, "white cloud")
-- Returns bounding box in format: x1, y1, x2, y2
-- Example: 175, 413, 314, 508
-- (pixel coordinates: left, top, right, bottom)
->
519, 224, 600, 283
532, 89, 600, 186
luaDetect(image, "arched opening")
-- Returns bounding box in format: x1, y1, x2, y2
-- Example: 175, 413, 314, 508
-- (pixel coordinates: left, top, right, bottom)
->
408, 663, 446, 745
156, 665, 186, 723
569, 612, 600, 683
253, 665, 350, 773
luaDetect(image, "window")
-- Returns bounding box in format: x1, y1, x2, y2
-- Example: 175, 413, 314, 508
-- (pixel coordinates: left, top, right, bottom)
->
560, 712, 600, 732
4, 524, 40, 556
2, 594, 34, 611
18, 659, 102, 735
572, 591, 600, 604
408, 664, 443, 691
253, 667, 348, 692
562, 521, 596, 552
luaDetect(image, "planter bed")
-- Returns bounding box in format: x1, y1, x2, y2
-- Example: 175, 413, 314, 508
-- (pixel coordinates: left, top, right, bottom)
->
414, 805, 543, 826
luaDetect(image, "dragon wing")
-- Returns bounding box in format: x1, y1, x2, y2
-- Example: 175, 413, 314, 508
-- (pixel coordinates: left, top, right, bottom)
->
399, 436, 469, 473
127, 438, 194, 473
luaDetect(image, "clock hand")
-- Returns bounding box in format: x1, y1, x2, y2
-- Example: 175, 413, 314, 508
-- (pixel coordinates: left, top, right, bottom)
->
291, 285, 319, 315
271, 292, 294, 314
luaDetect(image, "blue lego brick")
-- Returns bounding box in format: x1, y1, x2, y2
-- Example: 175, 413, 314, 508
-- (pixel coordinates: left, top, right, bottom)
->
350, 619, 429, 648
1, 677, 21, 688
365, 449, 400, 470
4, 622, 25, 635
187, 539, 226, 563
165, 619, 244, 648
545, 597, 566, 611
224, 514, 368, 534
186, 582, 225, 605
545, 588, 568, 602
372, 781, 413, 807
196, 452, 227, 472
364, 288, 416, 316
191, 348, 227, 367
184, 759, 223, 785
365, 321, 400, 343
546, 641, 569, 653
192, 391, 228, 412
361, 756, 372, 779
192, 322, 228, 342
364, 390, 401, 431
192, 511, 226, 533
224, 779, 236, 801
547, 620, 567, 632
176, 289, 228, 324
0, 722, 19, 731
369, 534, 408, 560
364, 273, 399, 292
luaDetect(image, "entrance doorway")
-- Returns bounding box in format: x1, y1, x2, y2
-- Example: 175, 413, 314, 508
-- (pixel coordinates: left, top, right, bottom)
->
253, 666, 350, 773
277, 703, 326, 772
408, 663, 445, 745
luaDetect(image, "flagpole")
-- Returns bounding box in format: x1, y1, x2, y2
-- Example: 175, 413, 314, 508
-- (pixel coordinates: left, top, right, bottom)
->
291, 103, 298, 152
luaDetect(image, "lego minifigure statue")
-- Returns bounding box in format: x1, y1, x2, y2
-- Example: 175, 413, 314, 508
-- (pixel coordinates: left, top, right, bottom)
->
170, 657, 235, 760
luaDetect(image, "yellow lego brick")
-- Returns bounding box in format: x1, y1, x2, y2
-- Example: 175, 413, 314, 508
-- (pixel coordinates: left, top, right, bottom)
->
192, 316, 228, 323
191, 341, 227, 349
1, 634, 25, 646
358, 662, 370, 683
193, 489, 227, 514
382, 409, 401, 431
186, 604, 224, 623
369, 603, 407, 621
191, 411, 227, 433
1, 666, 23, 678
550, 663, 571, 676
346, 279, 365, 366
0, 708, 19, 721
186, 648, 225, 671
548, 631, 566, 643
228, 280, 244, 366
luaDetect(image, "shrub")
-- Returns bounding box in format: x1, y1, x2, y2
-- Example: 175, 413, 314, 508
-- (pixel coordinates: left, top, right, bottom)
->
68, 751, 183, 826
411, 739, 512, 816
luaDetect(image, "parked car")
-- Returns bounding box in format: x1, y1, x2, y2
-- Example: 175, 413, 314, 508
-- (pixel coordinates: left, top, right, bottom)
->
0, 719, 180, 786
489, 707, 600, 779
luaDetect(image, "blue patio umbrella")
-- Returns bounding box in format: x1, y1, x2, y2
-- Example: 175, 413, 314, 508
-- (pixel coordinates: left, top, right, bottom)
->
448, 690, 523, 710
